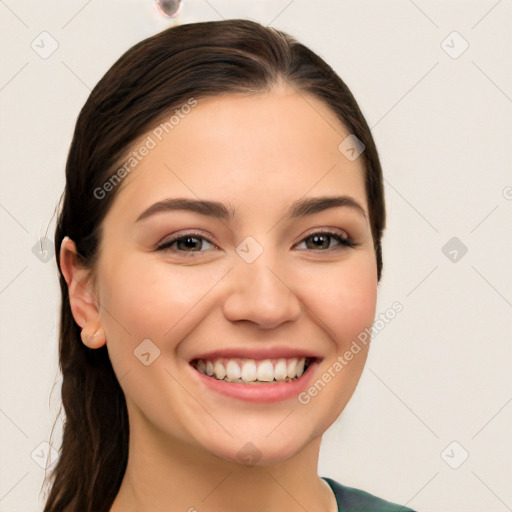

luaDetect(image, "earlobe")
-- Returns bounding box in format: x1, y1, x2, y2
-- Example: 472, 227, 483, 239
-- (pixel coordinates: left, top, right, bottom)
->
80, 324, 107, 349
59, 236, 107, 349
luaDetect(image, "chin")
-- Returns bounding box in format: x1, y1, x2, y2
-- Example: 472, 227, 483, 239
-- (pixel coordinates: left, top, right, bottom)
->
204, 432, 314, 468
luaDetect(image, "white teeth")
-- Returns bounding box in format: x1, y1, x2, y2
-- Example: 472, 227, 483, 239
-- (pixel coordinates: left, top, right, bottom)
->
194, 357, 310, 383
257, 360, 274, 382
286, 359, 297, 378
213, 360, 226, 380
225, 360, 241, 381
296, 358, 305, 377
274, 359, 288, 381
240, 360, 257, 382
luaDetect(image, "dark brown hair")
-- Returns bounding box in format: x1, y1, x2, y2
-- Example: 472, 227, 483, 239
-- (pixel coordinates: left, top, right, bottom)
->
43, 18, 385, 512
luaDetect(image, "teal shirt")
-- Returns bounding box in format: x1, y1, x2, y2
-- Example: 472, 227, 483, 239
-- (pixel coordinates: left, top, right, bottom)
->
322, 477, 417, 512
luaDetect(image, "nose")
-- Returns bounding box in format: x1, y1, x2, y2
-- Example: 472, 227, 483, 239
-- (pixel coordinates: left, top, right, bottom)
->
222, 251, 302, 329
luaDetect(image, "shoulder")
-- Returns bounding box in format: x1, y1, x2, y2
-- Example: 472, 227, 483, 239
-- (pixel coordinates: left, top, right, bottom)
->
322, 477, 417, 512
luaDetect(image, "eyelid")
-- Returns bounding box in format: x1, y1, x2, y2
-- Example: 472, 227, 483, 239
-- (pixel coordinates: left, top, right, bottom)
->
297, 226, 350, 242
293, 227, 356, 251
155, 230, 219, 251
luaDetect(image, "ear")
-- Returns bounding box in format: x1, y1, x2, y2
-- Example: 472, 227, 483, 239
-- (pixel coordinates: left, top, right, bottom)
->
59, 236, 106, 349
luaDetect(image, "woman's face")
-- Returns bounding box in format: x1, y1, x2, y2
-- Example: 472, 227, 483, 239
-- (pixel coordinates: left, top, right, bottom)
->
84, 85, 377, 465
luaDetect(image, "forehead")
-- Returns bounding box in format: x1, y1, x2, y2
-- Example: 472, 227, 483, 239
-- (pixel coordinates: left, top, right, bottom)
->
105, 88, 368, 224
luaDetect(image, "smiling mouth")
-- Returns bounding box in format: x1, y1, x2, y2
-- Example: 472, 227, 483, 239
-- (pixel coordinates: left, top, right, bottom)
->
190, 357, 314, 384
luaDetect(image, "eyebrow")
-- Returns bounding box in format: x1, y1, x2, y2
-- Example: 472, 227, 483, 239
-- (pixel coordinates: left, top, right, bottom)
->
135, 195, 368, 223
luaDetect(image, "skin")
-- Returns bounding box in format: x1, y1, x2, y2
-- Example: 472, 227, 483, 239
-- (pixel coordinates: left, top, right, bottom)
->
60, 82, 378, 512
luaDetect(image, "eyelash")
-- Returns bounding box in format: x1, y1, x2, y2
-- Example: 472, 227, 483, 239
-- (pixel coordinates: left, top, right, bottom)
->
155, 229, 358, 255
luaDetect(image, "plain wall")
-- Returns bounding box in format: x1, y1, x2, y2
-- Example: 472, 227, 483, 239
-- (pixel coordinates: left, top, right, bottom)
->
0, 1, 511, 511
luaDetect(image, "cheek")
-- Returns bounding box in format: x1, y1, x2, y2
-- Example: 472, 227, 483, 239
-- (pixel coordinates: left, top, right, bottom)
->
338, 268, 378, 342
98, 254, 227, 342
298, 254, 378, 348
296, 260, 377, 434
96, 255, 227, 413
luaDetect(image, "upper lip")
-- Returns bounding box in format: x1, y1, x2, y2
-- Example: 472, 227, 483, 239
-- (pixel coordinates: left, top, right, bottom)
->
189, 346, 322, 362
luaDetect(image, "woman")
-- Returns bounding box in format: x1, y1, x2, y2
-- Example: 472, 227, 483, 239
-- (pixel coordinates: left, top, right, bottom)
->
43, 19, 416, 512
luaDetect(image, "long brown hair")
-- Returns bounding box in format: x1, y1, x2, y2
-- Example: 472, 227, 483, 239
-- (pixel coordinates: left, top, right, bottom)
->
43, 18, 386, 512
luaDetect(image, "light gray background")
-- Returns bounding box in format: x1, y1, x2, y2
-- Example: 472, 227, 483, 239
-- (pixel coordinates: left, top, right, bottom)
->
1, 1, 511, 511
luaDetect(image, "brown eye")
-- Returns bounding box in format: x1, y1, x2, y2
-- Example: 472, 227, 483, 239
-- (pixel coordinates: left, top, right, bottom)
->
156, 233, 216, 253
296, 230, 356, 251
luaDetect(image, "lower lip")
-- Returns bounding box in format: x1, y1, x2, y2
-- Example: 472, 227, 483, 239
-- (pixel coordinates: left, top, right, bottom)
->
189, 359, 320, 403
